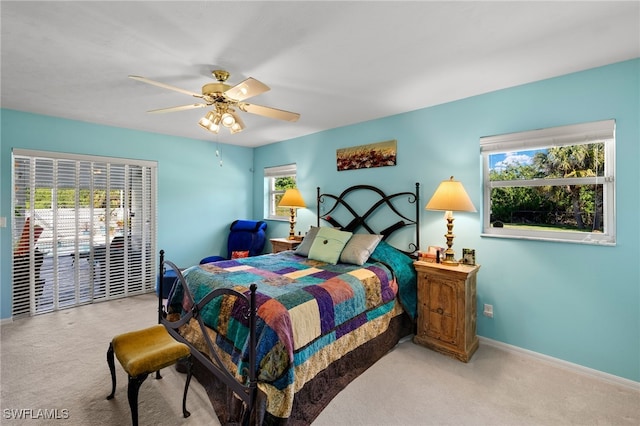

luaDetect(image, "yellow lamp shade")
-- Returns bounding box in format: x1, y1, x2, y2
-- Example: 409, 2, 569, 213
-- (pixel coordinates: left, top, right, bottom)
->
278, 188, 306, 208
425, 176, 476, 212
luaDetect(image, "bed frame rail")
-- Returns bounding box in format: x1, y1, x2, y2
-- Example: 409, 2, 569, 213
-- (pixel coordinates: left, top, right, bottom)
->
159, 250, 258, 425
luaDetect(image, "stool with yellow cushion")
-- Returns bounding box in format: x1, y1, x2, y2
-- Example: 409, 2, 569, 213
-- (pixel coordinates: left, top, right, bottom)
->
106, 257, 192, 426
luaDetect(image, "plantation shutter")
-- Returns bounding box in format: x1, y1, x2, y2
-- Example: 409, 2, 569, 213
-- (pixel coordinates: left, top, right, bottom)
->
11, 149, 157, 317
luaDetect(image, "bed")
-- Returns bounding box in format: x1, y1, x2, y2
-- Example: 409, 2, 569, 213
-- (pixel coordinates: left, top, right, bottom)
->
161, 183, 420, 425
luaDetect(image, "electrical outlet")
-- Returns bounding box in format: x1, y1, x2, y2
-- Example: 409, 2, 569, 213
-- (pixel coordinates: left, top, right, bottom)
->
483, 304, 494, 318
0, 217, 6, 228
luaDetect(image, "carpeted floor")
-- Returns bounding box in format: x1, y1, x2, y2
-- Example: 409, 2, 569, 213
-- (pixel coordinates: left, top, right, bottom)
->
1, 293, 638, 425
0, 293, 216, 426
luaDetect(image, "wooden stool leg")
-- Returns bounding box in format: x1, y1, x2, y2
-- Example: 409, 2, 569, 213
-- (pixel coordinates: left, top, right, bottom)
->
127, 373, 148, 426
182, 356, 193, 418
106, 343, 117, 400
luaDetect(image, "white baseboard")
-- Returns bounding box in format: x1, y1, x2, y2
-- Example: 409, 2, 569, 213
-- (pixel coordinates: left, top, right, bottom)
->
479, 336, 640, 391
0, 317, 13, 326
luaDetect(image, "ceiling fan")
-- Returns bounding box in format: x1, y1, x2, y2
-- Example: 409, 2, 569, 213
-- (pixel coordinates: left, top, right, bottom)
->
129, 70, 300, 135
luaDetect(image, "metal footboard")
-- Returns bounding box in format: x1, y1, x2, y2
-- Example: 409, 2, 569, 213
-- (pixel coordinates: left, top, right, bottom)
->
159, 250, 258, 425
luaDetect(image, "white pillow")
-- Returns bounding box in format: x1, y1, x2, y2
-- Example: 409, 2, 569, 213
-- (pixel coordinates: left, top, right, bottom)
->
339, 234, 383, 265
294, 226, 320, 256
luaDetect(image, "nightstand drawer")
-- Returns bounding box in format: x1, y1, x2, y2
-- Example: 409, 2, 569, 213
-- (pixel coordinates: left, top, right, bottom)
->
270, 238, 301, 253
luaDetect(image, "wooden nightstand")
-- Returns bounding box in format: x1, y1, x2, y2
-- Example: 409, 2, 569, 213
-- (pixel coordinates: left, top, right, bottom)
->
413, 260, 481, 362
270, 238, 301, 253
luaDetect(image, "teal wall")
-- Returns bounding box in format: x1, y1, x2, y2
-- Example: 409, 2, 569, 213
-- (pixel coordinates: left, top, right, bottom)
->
0, 111, 254, 318
1, 59, 638, 382
254, 59, 640, 382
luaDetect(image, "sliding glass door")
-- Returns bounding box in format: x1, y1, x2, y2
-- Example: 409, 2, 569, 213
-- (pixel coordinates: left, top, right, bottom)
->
11, 149, 157, 317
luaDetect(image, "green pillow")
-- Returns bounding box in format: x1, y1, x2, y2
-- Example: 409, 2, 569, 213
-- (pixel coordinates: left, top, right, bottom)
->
308, 227, 353, 264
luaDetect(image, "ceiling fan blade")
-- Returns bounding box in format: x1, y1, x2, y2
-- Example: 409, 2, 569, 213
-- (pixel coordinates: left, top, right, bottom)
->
224, 77, 270, 101
147, 103, 208, 113
129, 75, 204, 98
239, 103, 300, 122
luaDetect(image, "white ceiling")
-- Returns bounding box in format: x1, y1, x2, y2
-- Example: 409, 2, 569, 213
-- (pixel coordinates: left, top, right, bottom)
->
2, 1, 639, 148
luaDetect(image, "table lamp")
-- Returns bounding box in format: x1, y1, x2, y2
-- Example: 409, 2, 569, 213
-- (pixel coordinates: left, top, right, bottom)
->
425, 176, 476, 266
278, 188, 306, 240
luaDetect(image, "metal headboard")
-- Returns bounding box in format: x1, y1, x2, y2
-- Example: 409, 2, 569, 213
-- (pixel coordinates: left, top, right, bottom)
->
316, 183, 420, 256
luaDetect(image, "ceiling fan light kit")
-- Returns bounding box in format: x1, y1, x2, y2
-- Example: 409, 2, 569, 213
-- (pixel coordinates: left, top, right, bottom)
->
129, 69, 300, 136
198, 111, 219, 133
229, 113, 245, 134
221, 112, 235, 127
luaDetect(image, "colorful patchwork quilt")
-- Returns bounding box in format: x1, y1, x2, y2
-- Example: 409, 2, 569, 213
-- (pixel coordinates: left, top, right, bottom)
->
171, 243, 416, 421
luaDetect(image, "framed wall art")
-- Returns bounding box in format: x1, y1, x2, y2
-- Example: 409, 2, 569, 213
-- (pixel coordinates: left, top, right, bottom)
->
336, 139, 397, 171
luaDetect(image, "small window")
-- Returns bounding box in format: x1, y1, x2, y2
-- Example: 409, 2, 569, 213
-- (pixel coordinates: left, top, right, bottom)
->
481, 120, 615, 245
264, 164, 298, 220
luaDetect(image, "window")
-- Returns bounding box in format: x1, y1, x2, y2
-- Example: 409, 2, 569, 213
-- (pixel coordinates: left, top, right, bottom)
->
481, 120, 615, 245
12, 149, 157, 317
264, 164, 298, 220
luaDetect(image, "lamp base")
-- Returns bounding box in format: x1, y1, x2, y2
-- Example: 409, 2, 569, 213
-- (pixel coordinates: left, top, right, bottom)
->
441, 215, 459, 266
288, 208, 296, 240
441, 249, 459, 266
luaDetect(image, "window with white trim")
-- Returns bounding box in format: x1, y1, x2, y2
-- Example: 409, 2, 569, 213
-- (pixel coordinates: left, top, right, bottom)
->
264, 164, 298, 220
481, 120, 615, 245
11, 149, 157, 317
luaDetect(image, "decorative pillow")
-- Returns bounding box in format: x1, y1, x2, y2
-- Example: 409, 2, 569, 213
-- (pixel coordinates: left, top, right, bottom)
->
231, 250, 249, 259
307, 227, 353, 264
339, 234, 383, 265
294, 226, 320, 257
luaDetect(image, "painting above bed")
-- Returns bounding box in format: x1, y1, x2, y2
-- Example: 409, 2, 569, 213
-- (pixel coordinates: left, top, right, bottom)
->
336, 139, 397, 171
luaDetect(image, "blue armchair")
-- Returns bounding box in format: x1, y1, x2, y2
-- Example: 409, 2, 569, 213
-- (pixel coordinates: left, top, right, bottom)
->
157, 220, 267, 298
200, 220, 267, 264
